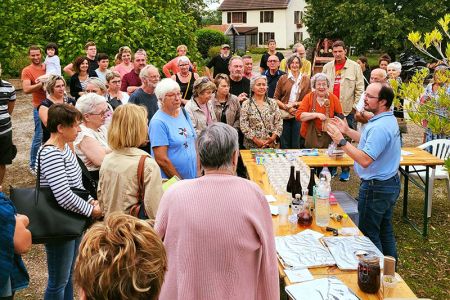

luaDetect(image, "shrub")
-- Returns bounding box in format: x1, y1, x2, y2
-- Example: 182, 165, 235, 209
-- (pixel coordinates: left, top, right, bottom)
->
208, 46, 221, 59
196, 29, 229, 58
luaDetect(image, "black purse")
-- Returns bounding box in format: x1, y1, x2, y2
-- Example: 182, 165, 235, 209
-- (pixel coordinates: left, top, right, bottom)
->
10, 145, 91, 244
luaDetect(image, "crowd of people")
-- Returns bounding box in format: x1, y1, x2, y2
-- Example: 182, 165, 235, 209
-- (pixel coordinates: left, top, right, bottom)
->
0, 37, 448, 300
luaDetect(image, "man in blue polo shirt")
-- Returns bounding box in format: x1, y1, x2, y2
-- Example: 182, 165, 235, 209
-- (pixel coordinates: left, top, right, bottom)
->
326, 82, 401, 260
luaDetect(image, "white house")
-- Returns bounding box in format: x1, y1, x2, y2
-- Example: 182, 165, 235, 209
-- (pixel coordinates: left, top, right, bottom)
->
218, 0, 309, 50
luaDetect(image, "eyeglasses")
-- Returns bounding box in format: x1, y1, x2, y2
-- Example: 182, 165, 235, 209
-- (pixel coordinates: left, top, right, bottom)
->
179, 64, 189, 67
365, 93, 379, 100
201, 77, 210, 83
267, 60, 279, 63
89, 108, 110, 117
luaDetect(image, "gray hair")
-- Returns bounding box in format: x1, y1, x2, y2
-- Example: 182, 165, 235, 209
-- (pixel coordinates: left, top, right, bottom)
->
139, 64, 159, 79
154, 78, 180, 103
311, 73, 331, 89
228, 56, 243, 66
75, 93, 107, 115
250, 74, 268, 92
177, 56, 190, 65
197, 123, 239, 169
85, 77, 107, 92
387, 62, 402, 71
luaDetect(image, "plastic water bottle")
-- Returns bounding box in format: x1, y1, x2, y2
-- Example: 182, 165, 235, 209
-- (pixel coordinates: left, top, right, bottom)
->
319, 164, 331, 189
315, 177, 330, 227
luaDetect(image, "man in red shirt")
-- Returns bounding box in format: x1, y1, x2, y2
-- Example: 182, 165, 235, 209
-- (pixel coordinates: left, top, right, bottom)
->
21, 45, 46, 173
322, 40, 364, 181
121, 52, 147, 95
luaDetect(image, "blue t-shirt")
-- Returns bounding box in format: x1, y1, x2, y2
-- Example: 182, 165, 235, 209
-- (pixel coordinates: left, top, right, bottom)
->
149, 109, 197, 179
355, 111, 401, 180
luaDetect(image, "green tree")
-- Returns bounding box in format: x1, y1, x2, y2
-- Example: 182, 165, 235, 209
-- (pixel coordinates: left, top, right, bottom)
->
0, 0, 201, 76
196, 29, 229, 58
304, 0, 450, 55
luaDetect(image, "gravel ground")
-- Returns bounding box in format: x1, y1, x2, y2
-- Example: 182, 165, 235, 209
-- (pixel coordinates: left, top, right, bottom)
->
4, 90, 446, 299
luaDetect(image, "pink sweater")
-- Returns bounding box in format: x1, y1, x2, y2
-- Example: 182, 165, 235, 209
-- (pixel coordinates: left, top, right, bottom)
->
155, 174, 279, 300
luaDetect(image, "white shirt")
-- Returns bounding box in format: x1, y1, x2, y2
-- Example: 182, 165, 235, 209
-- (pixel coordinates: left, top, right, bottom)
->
287, 72, 303, 104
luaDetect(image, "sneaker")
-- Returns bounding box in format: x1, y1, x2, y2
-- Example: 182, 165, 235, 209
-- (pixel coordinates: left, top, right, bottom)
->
339, 169, 350, 181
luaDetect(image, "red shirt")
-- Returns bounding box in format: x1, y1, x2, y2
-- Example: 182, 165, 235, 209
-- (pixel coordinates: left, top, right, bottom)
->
120, 69, 142, 92
332, 60, 346, 99
21, 64, 46, 108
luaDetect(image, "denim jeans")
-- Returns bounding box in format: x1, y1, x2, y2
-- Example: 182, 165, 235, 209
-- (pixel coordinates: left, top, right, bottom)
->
30, 108, 42, 169
44, 237, 81, 300
280, 118, 302, 149
358, 174, 400, 260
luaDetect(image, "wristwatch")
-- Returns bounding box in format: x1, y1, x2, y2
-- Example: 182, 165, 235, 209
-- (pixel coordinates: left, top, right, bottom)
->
338, 138, 347, 147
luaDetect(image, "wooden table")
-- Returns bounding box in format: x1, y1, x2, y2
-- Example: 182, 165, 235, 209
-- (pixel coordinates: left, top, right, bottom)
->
240, 150, 418, 299
241, 147, 444, 237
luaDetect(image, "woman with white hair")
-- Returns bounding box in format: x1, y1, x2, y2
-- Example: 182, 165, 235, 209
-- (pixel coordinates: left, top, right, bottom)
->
38, 75, 76, 143
74, 93, 111, 180
387, 62, 405, 134
296, 72, 343, 148
149, 78, 197, 179
240, 74, 282, 149
155, 122, 279, 299
171, 56, 199, 105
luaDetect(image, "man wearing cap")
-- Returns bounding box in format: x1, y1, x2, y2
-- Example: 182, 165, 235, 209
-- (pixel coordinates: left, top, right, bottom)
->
205, 44, 232, 79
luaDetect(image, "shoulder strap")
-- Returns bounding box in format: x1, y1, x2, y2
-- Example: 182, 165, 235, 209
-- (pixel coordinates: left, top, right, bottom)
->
182, 73, 192, 100
136, 155, 147, 204
35, 144, 58, 203
251, 98, 269, 134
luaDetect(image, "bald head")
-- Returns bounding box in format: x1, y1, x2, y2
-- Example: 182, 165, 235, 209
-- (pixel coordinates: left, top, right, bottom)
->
370, 68, 387, 84
267, 55, 280, 72
295, 44, 306, 58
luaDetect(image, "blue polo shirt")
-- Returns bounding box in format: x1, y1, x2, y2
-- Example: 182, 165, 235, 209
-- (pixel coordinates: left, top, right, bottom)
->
354, 111, 401, 180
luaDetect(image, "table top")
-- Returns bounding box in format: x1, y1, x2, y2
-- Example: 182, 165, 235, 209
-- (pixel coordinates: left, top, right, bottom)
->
241, 147, 444, 168
241, 152, 418, 299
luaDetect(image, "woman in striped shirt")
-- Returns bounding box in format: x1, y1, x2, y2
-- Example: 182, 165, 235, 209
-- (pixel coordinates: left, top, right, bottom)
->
37, 103, 102, 300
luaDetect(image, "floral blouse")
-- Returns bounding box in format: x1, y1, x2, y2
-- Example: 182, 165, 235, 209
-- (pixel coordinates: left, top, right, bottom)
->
240, 97, 283, 149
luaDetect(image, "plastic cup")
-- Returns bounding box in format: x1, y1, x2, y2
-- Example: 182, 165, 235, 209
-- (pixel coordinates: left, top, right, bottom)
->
278, 204, 289, 225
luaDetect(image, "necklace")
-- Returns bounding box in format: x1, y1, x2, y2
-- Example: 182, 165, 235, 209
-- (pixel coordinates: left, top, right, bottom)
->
179, 72, 190, 78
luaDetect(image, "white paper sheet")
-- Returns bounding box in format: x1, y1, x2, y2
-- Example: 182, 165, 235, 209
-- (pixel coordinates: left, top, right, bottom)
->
285, 277, 360, 300
265, 195, 277, 202
276, 233, 336, 268
323, 236, 384, 270
284, 268, 314, 283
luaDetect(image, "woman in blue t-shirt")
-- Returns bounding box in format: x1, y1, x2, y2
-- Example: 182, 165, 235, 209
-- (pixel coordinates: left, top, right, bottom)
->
150, 78, 197, 179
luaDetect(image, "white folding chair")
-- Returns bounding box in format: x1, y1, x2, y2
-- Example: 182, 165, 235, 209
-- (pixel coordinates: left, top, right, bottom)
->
403, 139, 450, 217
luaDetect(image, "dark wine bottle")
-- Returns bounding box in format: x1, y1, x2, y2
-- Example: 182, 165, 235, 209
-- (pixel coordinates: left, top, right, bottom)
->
292, 170, 302, 198
308, 168, 316, 196
286, 166, 295, 193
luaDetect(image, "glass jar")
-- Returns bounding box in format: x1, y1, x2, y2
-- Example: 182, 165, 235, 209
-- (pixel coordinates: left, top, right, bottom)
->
358, 254, 381, 294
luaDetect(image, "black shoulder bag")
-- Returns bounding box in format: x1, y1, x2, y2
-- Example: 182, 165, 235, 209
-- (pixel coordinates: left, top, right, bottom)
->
10, 145, 91, 244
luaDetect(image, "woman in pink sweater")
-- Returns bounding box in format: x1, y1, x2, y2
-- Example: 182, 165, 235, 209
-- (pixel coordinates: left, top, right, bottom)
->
155, 123, 279, 300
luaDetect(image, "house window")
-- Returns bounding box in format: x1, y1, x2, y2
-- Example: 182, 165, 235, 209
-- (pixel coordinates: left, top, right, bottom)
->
294, 11, 304, 24
294, 32, 304, 43
260, 11, 274, 23
259, 32, 275, 45
227, 12, 247, 24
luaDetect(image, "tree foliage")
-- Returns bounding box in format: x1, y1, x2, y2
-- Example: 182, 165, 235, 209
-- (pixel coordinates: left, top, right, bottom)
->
0, 0, 202, 76
196, 29, 229, 58
304, 0, 450, 54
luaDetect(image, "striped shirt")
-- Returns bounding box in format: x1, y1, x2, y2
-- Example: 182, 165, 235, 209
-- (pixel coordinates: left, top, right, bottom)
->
37, 144, 93, 217
0, 80, 16, 135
